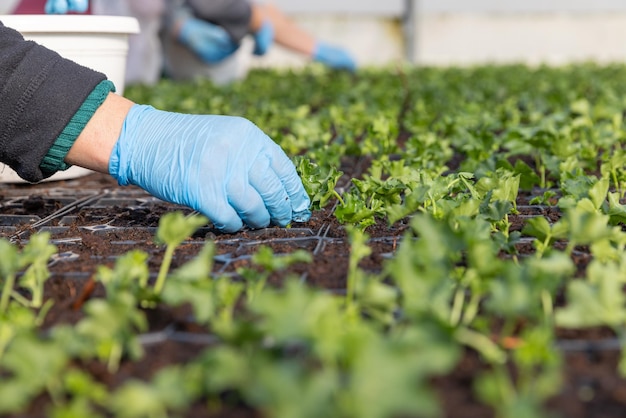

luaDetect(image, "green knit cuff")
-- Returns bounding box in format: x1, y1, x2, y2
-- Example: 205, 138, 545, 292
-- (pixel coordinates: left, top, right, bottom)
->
40, 80, 116, 177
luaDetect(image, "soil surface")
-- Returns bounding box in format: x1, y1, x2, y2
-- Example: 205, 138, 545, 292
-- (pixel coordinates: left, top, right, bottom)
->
1, 169, 625, 418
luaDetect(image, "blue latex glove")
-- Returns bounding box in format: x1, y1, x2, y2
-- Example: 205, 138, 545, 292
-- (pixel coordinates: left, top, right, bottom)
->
109, 105, 312, 233
253, 20, 274, 56
178, 17, 239, 63
45, 0, 89, 14
313, 42, 357, 72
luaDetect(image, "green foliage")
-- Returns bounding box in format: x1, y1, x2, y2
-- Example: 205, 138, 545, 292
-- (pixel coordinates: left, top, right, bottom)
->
6, 63, 626, 417
295, 156, 343, 210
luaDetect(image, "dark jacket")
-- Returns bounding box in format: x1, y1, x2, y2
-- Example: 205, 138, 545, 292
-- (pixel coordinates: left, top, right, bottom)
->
0, 21, 106, 182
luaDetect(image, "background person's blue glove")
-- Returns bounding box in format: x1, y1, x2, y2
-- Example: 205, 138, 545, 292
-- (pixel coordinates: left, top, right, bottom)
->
313, 42, 357, 72
253, 20, 274, 56
109, 105, 312, 233
45, 0, 89, 14
178, 17, 239, 63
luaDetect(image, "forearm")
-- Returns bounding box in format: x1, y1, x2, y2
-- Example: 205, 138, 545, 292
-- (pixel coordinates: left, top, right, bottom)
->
65, 92, 134, 173
0, 21, 107, 182
250, 3, 315, 56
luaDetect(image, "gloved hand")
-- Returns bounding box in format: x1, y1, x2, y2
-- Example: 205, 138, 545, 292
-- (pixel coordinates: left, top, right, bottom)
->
178, 17, 239, 63
253, 20, 274, 56
109, 105, 312, 233
45, 0, 89, 14
313, 42, 357, 72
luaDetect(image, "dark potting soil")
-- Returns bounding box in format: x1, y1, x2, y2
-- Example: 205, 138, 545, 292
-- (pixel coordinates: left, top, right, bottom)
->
1, 171, 626, 418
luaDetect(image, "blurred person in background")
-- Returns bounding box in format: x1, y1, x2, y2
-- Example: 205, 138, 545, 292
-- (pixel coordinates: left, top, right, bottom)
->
91, 0, 357, 85
0, 0, 311, 232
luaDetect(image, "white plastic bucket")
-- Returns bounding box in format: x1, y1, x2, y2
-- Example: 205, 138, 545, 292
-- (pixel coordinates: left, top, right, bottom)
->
0, 14, 140, 183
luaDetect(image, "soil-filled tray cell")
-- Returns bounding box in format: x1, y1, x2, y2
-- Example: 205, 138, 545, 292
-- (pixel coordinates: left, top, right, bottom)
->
0, 214, 41, 225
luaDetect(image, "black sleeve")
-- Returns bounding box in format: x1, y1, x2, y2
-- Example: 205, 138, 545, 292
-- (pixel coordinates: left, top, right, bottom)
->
0, 21, 107, 182
186, 0, 252, 42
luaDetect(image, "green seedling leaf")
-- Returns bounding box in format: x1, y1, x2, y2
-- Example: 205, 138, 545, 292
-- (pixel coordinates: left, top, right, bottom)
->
162, 243, 216, 323
295, 156, 343, 210
240, 246, 313, 303
151, 366, 203, 412
62, 369, 108, 406
334, 191, 381, 228
529, 190, 558, 206
588, 177, 610, 210
17, 232, 57, 308
565, 207, 612, 251
481, 200, 512, 222
346, 226, 371, 313
340, 328, 457, 418
155, 211, 208, 247
109, 381, 167, 418
96, 250, 150, 293
252, 245, 312, 271
0, 239, 24, 315
556, 273, 626, 329
0, 333, 69, 414
522, 216, 552, 242
154, 212, 208, 294
76, 292, 147, 372
250, 279, 343, 359
512, 159, 542, 190
607, 192, 626, 225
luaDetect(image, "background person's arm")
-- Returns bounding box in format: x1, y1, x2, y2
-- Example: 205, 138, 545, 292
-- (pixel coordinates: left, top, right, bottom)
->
249, 2, 315, 56
248, 2, 356, 70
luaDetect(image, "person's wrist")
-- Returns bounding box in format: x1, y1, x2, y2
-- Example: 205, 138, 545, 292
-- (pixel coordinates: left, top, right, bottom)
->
41, 80, 115, 177
64, 92, 133, 175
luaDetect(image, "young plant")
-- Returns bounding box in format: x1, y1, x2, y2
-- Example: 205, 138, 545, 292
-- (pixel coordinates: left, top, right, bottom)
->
522, 216, 569, 258
161, 242, 216, 324
238, 245, 312, 302
345, 226, 371, 316
154, 211, 208, 294
15, 231, 57, 310
0, 238, 22, 315
295, 156, 344, 209
75, 291, 147, 372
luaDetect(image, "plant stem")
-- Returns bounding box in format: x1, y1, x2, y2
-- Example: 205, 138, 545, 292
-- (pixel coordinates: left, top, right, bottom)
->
332, 190, 345, 206
450, 286, 466, 326
107, 342, 123, 373
612, 169, 621, 197
346, 260, 357, 312
564, 240, 576, 256
462, 291, 481, 325
456, 327, 506, 364
154, 244, 175, 294
0, 273, 16, 314
9, 291, 30, 308
541, 289, 553, 326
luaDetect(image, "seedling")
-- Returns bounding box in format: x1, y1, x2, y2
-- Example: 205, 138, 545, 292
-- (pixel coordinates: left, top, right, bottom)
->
154, 211, 208, 294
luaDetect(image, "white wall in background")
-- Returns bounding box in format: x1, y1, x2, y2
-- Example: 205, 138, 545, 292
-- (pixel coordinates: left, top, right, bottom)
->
266, 0, 626, 14
419, 0, 626, 13
264, 0, 403, 15
414, 13, 626, 66
414, 0, 626, 65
